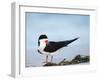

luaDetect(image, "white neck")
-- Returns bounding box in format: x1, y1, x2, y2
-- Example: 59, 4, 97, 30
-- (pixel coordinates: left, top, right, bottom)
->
39, 39, 48, 49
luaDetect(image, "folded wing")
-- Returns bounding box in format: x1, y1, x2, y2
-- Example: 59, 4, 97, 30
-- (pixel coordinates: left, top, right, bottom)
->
44, 37, 79, 53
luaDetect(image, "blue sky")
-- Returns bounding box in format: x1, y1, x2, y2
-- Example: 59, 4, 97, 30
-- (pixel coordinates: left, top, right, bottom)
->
25, 12, 90, 67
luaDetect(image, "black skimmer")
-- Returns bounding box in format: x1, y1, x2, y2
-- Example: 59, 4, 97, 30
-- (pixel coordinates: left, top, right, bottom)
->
37, 34, 79, 63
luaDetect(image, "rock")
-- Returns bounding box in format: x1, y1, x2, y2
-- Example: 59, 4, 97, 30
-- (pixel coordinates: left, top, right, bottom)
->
42, 55, 90, 66
43, 62, 58, 66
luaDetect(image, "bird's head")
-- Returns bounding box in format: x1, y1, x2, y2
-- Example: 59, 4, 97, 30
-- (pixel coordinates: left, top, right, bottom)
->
38, 34, 48, 46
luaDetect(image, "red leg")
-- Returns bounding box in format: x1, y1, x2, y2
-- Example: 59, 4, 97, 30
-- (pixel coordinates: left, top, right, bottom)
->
46, 55, 48, 63
51, 56, 53, 62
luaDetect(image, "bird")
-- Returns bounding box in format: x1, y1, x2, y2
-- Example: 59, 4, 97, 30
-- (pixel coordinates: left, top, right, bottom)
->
37, 34, 79, 63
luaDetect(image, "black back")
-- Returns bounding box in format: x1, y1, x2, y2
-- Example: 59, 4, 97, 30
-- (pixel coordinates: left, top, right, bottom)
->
44, 41, 67, 52
44, 37, 79, 53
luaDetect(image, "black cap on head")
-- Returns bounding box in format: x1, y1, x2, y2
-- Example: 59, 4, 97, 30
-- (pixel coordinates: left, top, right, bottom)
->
38, 34, 48, 40
38, 34, 48, 46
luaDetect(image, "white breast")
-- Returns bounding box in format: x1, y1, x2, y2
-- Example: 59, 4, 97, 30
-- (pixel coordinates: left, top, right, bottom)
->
38, 39, 57, 56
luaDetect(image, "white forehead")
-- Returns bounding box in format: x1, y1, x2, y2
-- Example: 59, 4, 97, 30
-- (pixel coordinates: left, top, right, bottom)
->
39, 39, 48, 42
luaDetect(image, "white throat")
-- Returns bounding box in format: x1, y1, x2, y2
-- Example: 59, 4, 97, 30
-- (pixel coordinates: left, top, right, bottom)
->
38, 39, 48, 50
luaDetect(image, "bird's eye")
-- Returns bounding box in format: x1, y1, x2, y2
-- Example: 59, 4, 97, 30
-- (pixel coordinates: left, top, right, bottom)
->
45, 40, 48, 44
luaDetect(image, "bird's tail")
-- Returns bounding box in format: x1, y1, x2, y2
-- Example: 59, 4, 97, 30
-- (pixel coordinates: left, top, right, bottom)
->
65, 37, 79, 46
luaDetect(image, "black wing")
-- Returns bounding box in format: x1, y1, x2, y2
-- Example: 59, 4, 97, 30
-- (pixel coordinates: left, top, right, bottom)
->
44, 37, 79, 53
44, 41, 68, 53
